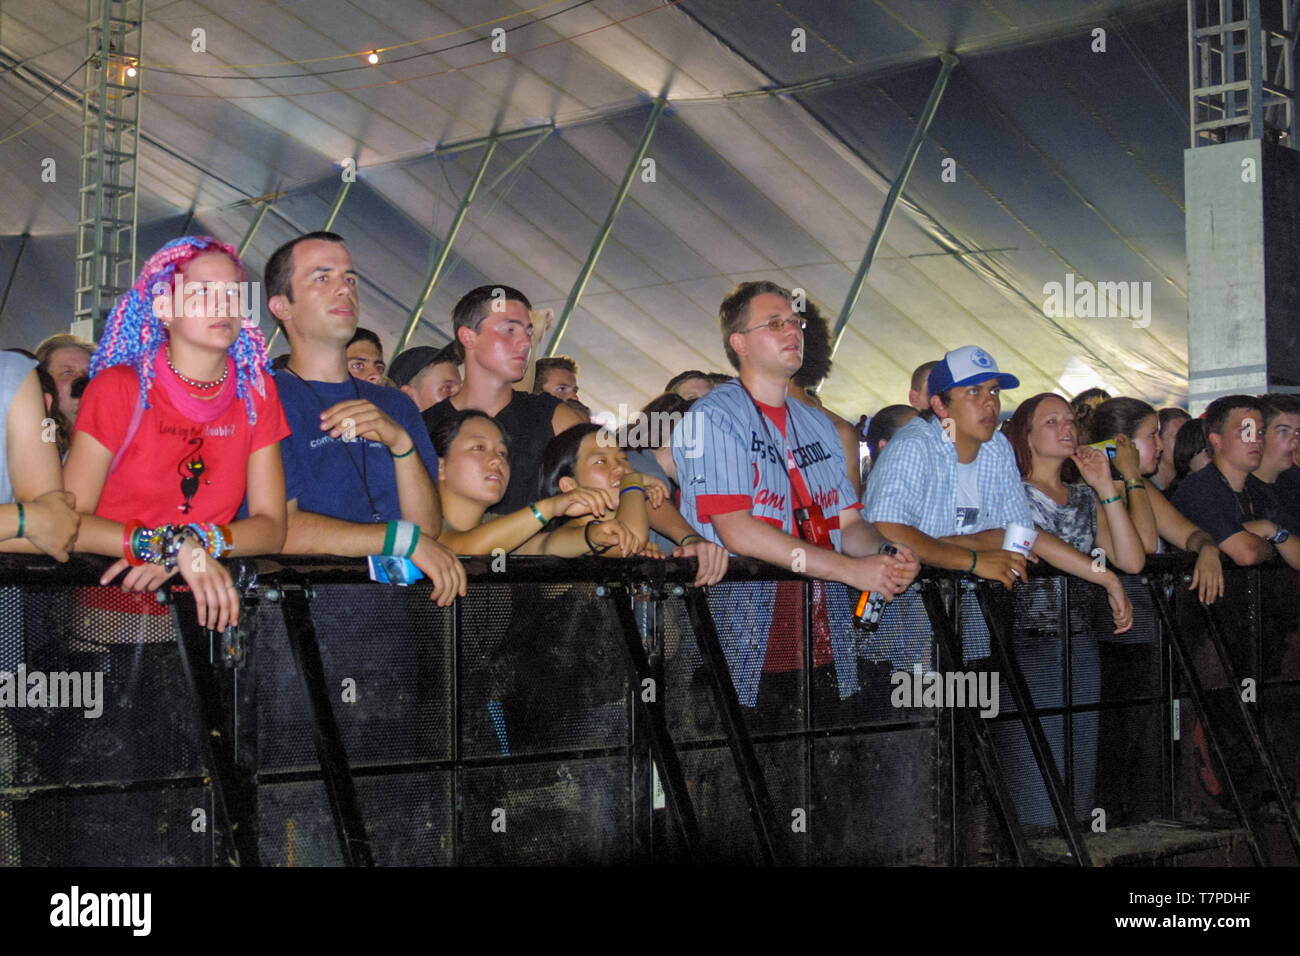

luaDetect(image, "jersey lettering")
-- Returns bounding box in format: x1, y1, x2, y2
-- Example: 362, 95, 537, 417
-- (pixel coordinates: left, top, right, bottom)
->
791, 441, 832, 469
750, 431, 781, 465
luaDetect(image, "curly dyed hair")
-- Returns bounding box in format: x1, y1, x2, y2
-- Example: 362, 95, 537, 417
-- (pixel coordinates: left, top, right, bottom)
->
90, 235, 271, 424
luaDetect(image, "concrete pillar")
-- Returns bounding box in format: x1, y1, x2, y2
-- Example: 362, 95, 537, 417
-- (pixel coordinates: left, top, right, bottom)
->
1185, 138, 1300, 412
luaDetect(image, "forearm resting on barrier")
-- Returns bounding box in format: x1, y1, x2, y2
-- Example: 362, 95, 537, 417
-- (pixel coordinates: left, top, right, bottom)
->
876, 523, 1015, 577
712, 509, 911, 596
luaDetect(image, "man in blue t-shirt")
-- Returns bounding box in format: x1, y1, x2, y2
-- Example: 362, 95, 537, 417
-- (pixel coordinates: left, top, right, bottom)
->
265, 231, 466, 605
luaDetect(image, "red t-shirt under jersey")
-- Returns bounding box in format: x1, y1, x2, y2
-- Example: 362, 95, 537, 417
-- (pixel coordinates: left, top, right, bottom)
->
754, 401, 833, 673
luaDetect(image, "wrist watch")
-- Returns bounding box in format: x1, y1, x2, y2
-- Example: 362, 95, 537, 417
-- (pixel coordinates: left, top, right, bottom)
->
1267, 527, 1290, 545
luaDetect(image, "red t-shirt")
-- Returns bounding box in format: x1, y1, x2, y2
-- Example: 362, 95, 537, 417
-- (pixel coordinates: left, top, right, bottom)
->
77, 365, 290, 525
74, 364, 289, 616
754, 402, 833, 673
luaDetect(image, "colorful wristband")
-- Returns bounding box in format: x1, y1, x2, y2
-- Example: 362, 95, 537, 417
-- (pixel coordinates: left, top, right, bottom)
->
1098, 494, 1122, 506
1124, 479, 1145, 491
15, 502, 24, 540
528, 502, 548, 527
391, 444, 416, 459
968, 549, 978, 574
123, 519, 145, 566
386, 519, 419, 558
619, 484, 646, 498
678, 533, 704, 546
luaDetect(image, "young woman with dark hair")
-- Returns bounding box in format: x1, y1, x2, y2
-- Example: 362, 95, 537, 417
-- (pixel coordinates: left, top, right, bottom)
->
1169, 416, 1210, 497
537, 423, 667, 558
1084, 396, 1224, 822
1085, 397, 1223, 601
429, 408, 619, 555
1006, 393, 1146, 576
861, 404, 918, 483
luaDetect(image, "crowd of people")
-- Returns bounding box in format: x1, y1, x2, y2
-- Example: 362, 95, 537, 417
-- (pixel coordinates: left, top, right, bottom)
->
3, 229, 1299, 824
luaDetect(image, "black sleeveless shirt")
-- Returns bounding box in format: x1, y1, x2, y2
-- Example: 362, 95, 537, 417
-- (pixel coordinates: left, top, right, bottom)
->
423, 390, 561, 515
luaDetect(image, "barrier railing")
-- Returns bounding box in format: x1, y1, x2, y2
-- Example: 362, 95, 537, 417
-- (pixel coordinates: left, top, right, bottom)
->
0, 551, 1296, 866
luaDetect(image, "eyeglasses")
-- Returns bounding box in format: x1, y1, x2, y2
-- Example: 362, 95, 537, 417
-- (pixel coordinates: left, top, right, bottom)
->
738, 316, 807, 334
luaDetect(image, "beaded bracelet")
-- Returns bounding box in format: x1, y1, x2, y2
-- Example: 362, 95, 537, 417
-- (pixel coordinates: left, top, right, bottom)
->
186, 522, 230, 559
165, 527, 202, 571
123, 523, 204, 570
132, 525, 171, 567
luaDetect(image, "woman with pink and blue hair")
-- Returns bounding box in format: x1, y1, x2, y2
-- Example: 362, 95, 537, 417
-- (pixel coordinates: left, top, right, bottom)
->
63, 235, 289, 633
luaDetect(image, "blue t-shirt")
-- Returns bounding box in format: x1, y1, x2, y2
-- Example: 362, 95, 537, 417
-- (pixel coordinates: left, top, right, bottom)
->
276, 373, 438, 524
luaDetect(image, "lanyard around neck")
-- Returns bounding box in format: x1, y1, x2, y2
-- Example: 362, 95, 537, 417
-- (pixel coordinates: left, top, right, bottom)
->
285, 367, 384, 523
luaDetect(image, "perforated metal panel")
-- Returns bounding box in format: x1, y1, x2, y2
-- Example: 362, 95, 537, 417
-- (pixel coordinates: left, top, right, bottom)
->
1, 584, 211, 866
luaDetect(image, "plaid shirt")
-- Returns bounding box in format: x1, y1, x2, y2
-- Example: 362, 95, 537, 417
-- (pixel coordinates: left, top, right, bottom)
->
862, 415, 1032, 538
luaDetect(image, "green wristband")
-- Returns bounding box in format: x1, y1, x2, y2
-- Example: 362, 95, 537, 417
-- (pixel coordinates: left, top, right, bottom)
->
1098, 494, 1122, 506
528, 502, 547, 527
679, 533, 704, 546
968, 549, 978, 574
14, 502, 24, 539
391, 444, 416, 459
383, 520, 398, 556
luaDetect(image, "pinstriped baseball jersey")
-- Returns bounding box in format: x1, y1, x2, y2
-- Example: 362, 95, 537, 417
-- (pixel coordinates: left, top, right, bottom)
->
672, 380, 861, 550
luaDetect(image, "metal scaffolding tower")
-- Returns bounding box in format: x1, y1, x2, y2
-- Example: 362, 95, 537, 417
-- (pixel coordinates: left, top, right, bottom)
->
1188, 0, 1297, 147
73, 0, 144, 340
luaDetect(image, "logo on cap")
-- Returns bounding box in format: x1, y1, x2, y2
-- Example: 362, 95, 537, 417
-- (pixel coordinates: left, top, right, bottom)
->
970, 348, 994, 369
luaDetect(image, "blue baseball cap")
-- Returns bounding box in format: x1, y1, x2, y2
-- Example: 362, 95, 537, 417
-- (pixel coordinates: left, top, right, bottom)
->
927, 345, 1020, 395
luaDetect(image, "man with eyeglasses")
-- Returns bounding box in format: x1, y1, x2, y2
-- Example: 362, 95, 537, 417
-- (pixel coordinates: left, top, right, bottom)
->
674, 280, 919, 720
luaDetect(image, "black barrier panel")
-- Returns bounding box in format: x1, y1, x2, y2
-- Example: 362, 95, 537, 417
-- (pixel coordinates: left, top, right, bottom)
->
256, 584, 453, 772
459, 757, 633, 865
1, 582, 212, 867
1095, 577, 1166, 827
679, 740, 809, 865
9, 787, 213, 866
256, 773, 453, 866
812, 730, 940, 865
7, 588, 205, 786
458, 583, 630, 759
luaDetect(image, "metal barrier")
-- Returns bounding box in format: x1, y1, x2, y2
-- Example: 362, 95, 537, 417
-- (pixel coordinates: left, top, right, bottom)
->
0, 552, 1296, 866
